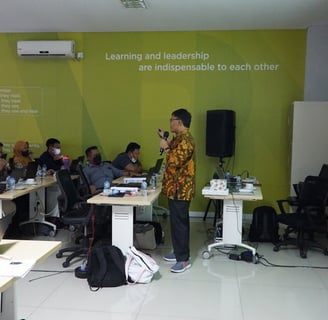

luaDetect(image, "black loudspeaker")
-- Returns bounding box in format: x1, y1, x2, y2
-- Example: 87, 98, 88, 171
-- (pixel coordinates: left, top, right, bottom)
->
206, 110, 235, 158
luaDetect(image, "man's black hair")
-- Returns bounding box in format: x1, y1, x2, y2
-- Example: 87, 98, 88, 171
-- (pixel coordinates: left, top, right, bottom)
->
125, 142, 140, 153
46, 138, 60, 148
85, 146, 98, 157
172, 108, 192, 128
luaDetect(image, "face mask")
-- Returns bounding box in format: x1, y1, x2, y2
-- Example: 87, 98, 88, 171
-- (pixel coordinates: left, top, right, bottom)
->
131, 157, 137, 164
22, 150, 30, 157
53, 148, 61, 155
93, 154, 102, 165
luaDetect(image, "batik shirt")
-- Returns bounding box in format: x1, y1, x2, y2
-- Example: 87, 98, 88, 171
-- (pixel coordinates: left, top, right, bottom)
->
161, 129, 196, 201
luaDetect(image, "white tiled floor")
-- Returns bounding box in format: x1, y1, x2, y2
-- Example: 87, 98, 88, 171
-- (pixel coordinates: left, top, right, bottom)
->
15, 217, 328, 320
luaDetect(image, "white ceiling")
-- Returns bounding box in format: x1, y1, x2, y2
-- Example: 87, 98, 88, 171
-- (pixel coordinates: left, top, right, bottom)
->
0, 0, 328, 33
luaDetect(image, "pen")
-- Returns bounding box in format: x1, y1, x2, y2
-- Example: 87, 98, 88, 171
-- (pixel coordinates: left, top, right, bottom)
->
10, 261, 22, 265
0, 254, 12, 260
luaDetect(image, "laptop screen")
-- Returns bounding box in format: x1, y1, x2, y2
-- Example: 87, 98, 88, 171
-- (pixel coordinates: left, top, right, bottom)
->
153, 158, 163, 174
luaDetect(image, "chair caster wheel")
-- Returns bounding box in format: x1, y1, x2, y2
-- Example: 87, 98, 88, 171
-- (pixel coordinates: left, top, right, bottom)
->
62, 261, 70, 268
273, 246, 279, 252
56, 252, 63, 258
75, 266, 87, 279
300, 251, 307, 259
202, 250, 211, 259
49, 230, 56, 237
323, 249, 328, 256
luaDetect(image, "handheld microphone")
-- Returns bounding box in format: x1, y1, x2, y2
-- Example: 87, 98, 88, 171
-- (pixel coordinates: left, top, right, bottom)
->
160, 131, 169, 155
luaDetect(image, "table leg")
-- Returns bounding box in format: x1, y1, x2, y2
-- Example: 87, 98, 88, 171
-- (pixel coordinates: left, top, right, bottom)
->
0, 284, 16, 320
203, 198, 256, 259
111, 205, 134, 254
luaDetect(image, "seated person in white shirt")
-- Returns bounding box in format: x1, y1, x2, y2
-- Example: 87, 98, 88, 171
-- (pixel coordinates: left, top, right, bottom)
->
83, 146, 126, 194
112, 142, 143, 176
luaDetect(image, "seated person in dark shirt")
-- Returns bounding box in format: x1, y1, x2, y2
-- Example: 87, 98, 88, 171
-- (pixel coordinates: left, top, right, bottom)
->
39, 138, 63, 175
83, 146, 126, 194
112, 142, 143, 175
39, 138, 65, 218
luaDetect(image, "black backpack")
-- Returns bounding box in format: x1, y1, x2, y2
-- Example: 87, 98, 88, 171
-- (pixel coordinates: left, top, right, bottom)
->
87, 245, 127, 290
248, 206, 279, 243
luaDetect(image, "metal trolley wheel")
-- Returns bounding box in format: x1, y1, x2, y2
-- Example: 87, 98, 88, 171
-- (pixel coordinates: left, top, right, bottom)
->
202, 250, 211, 259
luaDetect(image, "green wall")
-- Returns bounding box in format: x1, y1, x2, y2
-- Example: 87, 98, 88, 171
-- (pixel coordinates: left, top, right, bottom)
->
0, 30, 306, 212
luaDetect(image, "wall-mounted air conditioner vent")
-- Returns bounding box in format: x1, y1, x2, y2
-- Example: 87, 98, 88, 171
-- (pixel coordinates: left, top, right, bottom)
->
17, 40, 75, 58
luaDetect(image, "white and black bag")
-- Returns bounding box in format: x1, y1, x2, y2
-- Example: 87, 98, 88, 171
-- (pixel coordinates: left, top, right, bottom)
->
125, 246, 159, 284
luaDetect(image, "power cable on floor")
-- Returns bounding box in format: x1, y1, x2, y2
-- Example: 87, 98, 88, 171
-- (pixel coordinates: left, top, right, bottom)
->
28, 269, 75, 282
257, 255, 328, 269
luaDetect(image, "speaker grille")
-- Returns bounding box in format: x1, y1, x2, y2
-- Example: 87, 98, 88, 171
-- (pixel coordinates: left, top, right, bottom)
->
206, 110, 235, 158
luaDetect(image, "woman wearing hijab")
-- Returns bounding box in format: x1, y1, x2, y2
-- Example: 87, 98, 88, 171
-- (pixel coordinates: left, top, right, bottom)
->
13, 140, 32, 169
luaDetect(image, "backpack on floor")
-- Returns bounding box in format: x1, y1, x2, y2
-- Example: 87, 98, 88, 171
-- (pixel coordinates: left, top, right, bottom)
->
87, 245, 127, 290
248, 206, 279, 243
125, 246, 159, 284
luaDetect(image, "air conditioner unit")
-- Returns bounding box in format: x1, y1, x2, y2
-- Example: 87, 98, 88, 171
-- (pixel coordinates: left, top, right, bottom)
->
17, 40, 75, 58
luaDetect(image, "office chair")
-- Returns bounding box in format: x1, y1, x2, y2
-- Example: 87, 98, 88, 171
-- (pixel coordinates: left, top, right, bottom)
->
75, 164, 113, 241
55, 169, 93, 268
319, 163, 328, 179
274, 175, 328, 258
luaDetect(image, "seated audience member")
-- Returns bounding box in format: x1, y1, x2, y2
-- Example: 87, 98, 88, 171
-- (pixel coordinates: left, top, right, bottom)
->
83, 146, 125, 194
39, 138, 64, 175
13, 140, 32, 169
0, 143, 17, 236
39, 138, 65, 219
0, 142, 9, 180
112, 142, 143, 175
25, 141, 34, 162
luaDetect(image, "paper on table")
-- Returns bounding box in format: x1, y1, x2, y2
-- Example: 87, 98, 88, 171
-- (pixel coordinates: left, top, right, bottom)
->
0, 259, 36, 278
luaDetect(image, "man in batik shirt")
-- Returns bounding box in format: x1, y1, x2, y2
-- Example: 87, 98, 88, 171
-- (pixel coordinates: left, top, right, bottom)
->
159, 108, 196, 273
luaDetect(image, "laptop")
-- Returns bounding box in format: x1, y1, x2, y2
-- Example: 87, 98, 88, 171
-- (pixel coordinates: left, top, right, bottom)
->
153, 158, 164, 174
114, 167, 156, 188
137, 158, 163, 177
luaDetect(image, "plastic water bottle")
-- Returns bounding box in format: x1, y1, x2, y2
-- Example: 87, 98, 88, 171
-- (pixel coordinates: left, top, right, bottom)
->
224, 170, 231, 181
36, 165, 42, 178
7, 176, 15, 191
63, 156, 70, 171
41, 164, 47, 179
140, 181, 147, 197
103, 178, 110, 196
151, 174, 157, 189
236, 174, 242, 190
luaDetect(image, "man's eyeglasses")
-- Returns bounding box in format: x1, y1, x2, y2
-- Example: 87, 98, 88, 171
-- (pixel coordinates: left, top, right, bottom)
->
170, 117, 180, 122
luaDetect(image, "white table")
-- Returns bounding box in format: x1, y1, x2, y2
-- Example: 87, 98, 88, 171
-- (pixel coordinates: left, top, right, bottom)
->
0, 176, 58, 234
202, 187, 263, 261
0, 239, 61, 320
87, 187, 161, 254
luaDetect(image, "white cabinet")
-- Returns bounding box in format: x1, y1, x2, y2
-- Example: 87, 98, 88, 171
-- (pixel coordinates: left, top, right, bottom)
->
290, 101, 328, 194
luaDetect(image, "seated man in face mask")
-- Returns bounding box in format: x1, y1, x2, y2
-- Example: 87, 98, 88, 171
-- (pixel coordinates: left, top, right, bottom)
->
83, 146, 126, 194
39, 138, 63, 175
112, 142, 143, 176
39, 138, 64, 218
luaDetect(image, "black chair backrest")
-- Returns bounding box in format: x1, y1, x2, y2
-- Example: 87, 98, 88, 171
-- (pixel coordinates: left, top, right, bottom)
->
299, 175, 328, 208
319, 164, 328, 179
56, 169, 82, 212
76, 164, 92, 197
